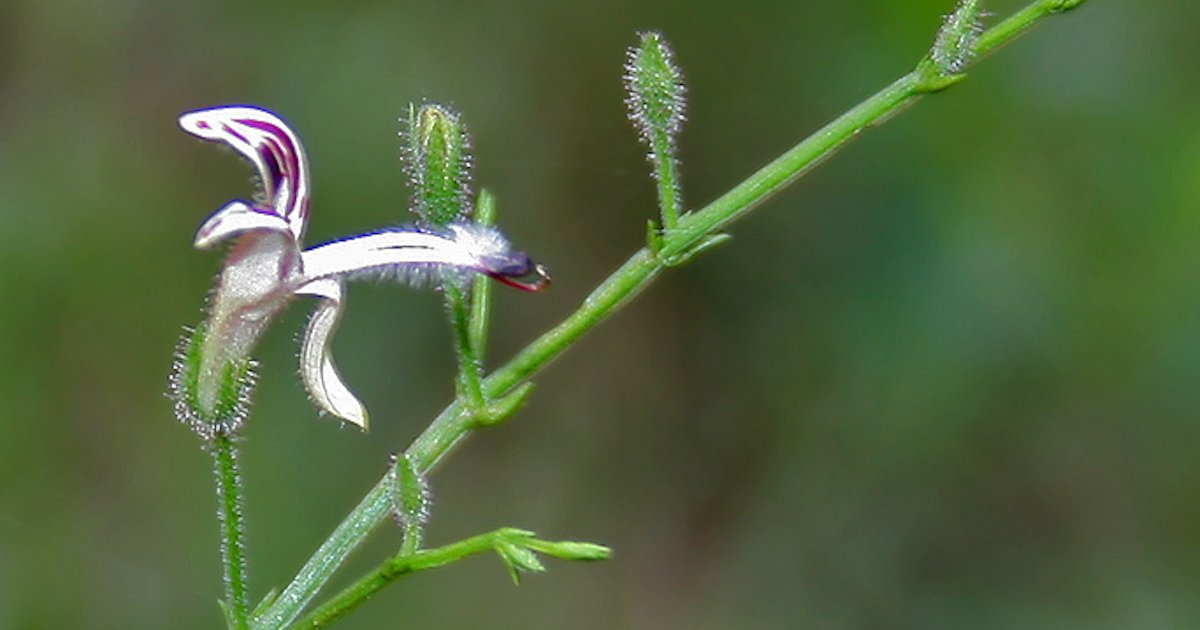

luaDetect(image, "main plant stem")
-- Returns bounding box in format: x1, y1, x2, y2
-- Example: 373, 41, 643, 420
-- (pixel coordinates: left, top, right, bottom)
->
253, 2, 1088, 627
213, 433, 250, 629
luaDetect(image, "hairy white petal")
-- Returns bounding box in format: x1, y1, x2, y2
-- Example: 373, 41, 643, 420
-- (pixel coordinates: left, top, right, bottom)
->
298, 279, 368, 429
194, 201, 294, 249
445, 223, 513, 262
299, 229, 485, 283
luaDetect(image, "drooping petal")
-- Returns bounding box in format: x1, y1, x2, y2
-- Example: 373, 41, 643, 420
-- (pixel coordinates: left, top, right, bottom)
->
194, 201, 293, 249
296, 278, 369, 429
179, 106, 311, 243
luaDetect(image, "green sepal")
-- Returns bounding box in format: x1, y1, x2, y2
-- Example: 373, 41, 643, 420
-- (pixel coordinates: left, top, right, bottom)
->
169, 324, 256, 440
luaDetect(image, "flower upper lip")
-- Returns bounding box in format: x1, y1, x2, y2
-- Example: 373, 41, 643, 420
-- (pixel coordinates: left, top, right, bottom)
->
179, 107, 310, 244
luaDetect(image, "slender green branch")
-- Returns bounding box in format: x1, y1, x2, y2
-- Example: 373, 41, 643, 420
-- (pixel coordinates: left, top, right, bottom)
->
212, 434, 250, 629
253, 3, 1087, 626
975, 0, 1087, 59
469, 190, 499, 361
653, 139, 683, 230
294, 528, 611, 628
445, 281, 486, 411
658, 72, 918, 260
290, 530, 504, 628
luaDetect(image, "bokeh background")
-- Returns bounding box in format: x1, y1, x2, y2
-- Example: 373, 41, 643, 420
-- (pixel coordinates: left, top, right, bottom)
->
1, 0, 1194, 628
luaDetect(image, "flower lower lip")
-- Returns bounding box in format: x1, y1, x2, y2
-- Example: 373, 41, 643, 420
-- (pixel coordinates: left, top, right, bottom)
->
490, 263, 552, 292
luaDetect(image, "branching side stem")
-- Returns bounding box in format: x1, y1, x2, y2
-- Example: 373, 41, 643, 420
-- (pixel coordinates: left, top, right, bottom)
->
292, 529, 529, 628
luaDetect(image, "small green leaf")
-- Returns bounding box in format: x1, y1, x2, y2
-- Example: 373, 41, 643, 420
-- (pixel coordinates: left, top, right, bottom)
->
387, 453, 430, 554
495, 539, 546, 584
525, 539, 613, 562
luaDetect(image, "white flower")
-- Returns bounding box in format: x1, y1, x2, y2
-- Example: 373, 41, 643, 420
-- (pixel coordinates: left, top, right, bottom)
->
179, 106, 548, 430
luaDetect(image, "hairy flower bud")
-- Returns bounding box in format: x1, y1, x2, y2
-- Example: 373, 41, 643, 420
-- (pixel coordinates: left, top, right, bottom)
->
403, 103, 472, 228
625, 31, 688, 230
624, 32, 686, 150
932, 0, 985, 75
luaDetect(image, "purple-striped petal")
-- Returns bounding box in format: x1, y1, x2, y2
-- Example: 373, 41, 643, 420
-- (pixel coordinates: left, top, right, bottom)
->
180, 106, 311, 243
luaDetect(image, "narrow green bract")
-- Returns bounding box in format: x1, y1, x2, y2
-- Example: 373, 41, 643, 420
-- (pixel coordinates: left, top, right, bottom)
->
388, 453, 429, 555
404, 103, 472, 227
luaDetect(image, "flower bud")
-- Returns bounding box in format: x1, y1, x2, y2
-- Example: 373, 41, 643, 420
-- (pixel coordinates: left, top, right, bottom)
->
625, 31, 688, 229
932, 0, 985, 75
403, 103, 473, 228
624, 32, 686, 151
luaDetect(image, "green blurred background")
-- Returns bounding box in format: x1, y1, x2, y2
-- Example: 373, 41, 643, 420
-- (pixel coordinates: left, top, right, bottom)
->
2, 0, 1195, 627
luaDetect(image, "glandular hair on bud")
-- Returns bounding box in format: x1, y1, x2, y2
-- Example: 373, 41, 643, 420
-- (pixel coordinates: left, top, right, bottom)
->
932, 0, 984, 75
624, 31, 686, 150
169, 324, 257, 440
403, 103, 473, 228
